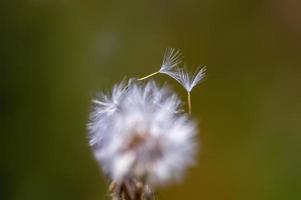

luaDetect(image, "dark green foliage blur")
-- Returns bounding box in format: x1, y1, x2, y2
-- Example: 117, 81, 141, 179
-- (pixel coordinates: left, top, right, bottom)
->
1, 1, 301, 200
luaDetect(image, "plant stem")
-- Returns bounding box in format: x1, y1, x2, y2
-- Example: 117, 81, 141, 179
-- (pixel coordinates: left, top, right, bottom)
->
187, 92, 191, 115
137, 71, 160, 81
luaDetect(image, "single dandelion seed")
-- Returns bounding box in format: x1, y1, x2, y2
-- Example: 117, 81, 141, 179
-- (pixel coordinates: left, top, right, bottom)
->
138, 48, 182, 81
168, 66, 206, 115
88, 80, 198, 199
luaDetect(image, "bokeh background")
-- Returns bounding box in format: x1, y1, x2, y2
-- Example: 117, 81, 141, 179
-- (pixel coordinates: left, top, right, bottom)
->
1, 0, 301, 200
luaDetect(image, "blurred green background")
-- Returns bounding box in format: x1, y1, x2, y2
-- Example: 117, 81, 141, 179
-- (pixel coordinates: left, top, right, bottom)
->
1, 0, 301, 200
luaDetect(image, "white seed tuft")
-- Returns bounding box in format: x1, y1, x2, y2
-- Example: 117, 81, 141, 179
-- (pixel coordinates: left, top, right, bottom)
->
159, 48, 182, 74
168, 66, 206, 92
138, 48, 182, 81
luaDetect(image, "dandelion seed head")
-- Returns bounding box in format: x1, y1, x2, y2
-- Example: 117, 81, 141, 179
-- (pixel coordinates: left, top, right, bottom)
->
88, 80, 198, 186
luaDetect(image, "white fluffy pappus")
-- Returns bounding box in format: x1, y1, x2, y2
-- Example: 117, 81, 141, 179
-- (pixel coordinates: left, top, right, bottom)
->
88, 80, 198, 187
138, 48, 182, 81
169, 66, 207, 92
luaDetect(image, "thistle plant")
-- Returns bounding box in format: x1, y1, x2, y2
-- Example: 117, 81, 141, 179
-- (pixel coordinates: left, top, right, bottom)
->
87, 48, 206, 200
